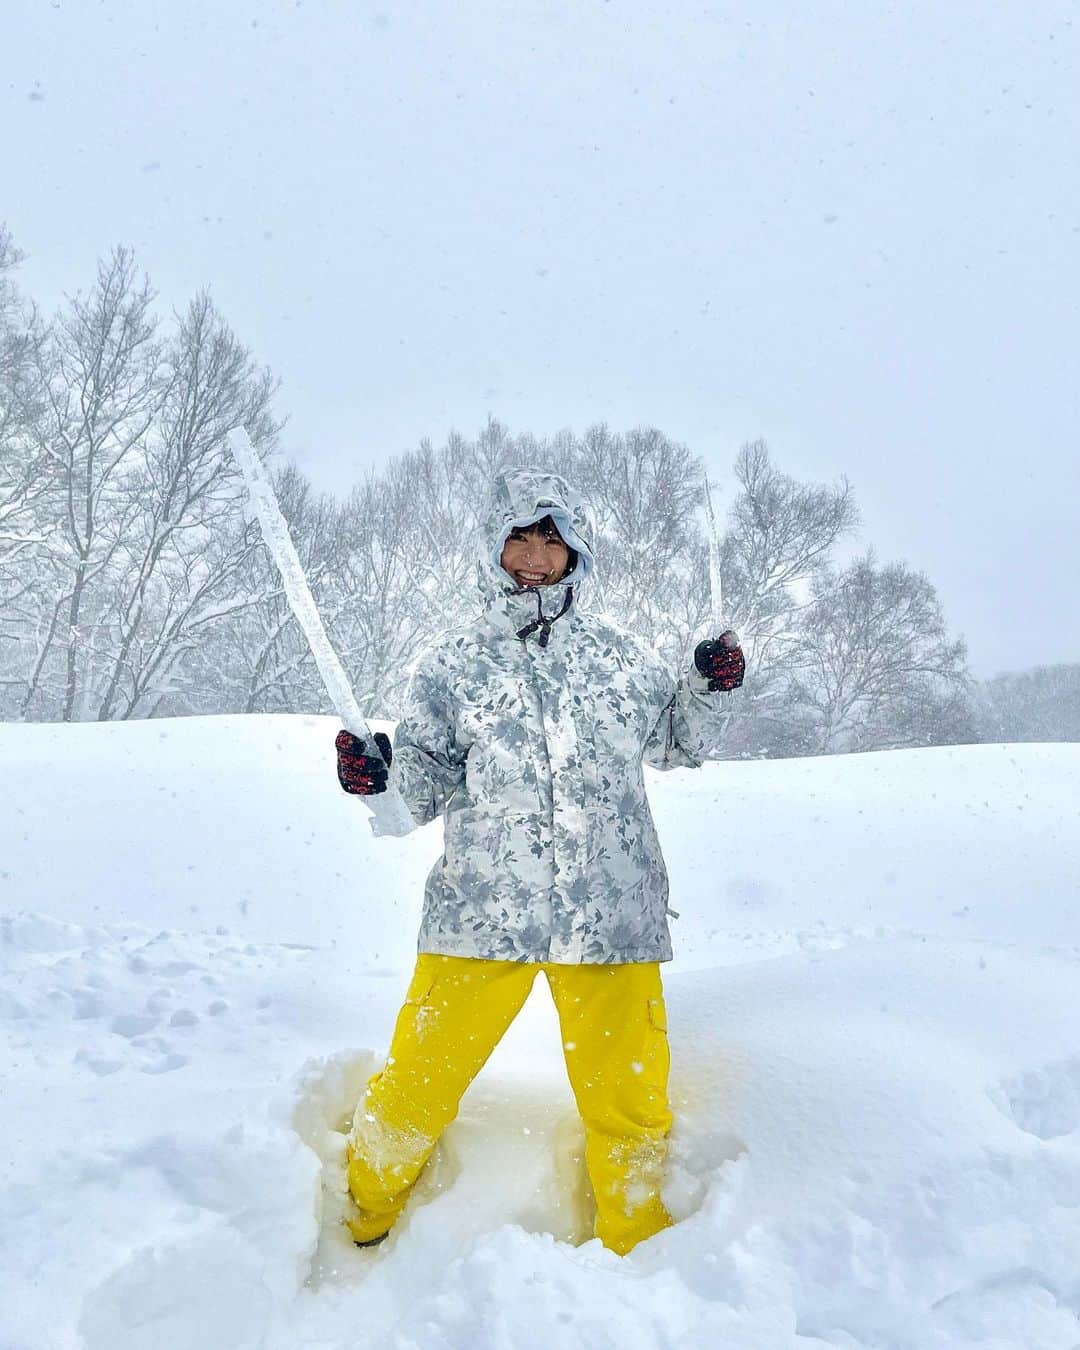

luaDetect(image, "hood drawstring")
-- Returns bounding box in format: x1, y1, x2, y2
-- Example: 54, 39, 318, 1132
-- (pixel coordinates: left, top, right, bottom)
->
516, 586, 574, 648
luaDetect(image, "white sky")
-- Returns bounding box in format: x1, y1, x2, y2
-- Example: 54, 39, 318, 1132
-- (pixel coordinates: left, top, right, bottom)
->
4, 0, 1078, 676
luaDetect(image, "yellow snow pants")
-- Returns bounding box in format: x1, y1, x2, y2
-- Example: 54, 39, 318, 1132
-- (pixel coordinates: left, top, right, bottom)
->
345, 953, 674, 1256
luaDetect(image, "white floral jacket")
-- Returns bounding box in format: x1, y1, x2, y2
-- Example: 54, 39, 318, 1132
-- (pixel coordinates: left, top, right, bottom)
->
389, 466, 732, 964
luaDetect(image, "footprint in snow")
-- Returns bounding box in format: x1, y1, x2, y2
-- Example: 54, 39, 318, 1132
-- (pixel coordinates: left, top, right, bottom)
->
142, 1051, 189, 1075
990, 1055, 1080, 1140
74, 1048, 125, 1077
111, 1013, 158, 1039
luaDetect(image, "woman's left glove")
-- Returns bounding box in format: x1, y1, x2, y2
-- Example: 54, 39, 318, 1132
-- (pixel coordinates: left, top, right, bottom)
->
335, 730, 393, 794
694, 631, 746, 691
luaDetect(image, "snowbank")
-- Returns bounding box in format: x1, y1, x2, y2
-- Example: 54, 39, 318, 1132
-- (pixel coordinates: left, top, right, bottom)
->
1, 717, 1078, 1348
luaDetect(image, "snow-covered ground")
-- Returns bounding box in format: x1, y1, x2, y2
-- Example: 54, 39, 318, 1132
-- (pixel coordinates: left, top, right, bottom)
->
2, 716, 1079, 1349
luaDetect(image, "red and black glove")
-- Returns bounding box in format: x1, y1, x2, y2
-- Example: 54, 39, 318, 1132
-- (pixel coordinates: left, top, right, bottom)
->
694, 630, 746, 691
335, 730, 393, 795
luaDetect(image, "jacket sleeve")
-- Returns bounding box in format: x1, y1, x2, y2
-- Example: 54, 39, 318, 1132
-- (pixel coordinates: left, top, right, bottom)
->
388, 651, 466, 828
643, 660, 732, 771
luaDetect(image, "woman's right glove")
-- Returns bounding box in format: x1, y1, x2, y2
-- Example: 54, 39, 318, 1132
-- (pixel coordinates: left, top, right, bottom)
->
335, 730, 393, 795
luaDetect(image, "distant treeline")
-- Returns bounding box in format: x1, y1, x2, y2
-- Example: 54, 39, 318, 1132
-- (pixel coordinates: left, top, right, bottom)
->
0, 228, 1071, 751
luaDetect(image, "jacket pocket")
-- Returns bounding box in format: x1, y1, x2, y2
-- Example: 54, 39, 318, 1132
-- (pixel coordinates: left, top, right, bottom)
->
403, 968, 438, 1007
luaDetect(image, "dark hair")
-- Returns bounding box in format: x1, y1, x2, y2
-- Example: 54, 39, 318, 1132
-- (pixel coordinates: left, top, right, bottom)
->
509, 514, 563, 541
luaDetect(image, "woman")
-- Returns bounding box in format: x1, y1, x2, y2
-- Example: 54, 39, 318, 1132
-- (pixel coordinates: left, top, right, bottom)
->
335, 466, 744, 1254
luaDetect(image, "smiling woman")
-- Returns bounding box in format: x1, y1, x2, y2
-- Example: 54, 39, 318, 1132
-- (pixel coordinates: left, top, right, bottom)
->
333, 464, 745, 1255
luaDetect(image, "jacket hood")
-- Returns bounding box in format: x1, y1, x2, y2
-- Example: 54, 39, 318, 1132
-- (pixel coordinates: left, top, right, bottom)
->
476, 466, 596, 603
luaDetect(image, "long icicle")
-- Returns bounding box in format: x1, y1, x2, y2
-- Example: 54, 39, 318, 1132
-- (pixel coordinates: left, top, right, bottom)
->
227, 427, 415, 837
703, 472, 724, 633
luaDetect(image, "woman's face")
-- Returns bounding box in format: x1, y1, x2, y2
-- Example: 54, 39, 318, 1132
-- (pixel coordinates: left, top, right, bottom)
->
500, 519, 570, 587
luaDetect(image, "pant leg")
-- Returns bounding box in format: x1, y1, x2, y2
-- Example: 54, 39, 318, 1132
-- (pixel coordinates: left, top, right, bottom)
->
346, 953, 537, 1242
545, 961, 674, 1256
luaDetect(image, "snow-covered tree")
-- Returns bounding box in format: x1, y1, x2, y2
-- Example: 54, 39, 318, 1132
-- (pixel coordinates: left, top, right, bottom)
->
19, 249, 159, 720
977, 664, 1080, 743
0, 227, 53, 716
90, 292, 279, 719
570, 422, 707, 659
4, 249, 282, 721
777, 553, 972, 754
0, 231, 981, 751
713, 442, 857, 755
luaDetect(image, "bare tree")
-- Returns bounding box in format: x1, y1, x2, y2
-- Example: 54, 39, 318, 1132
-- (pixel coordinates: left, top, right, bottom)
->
724, 440, 857, 663
571, 424, 706, 650
22, 249, 159, 719
706, 441, 857, 753
788, 552, 971, 752
2, 231, 977, 755
92, 292, 280, 719
334, 455, 459, 715
977, 663, 1080, 743
0, 227, 48, 545
0, 227, 53, 714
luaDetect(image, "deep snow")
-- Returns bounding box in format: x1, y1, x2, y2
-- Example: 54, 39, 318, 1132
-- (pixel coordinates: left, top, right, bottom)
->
1, 716, 1079, 1349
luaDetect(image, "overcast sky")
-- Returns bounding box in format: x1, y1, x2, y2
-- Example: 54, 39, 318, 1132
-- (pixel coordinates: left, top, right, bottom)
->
4, 0, 1078, 677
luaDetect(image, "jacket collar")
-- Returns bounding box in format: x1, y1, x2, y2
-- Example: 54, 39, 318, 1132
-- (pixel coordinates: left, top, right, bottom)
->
482, 577, 577, 646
